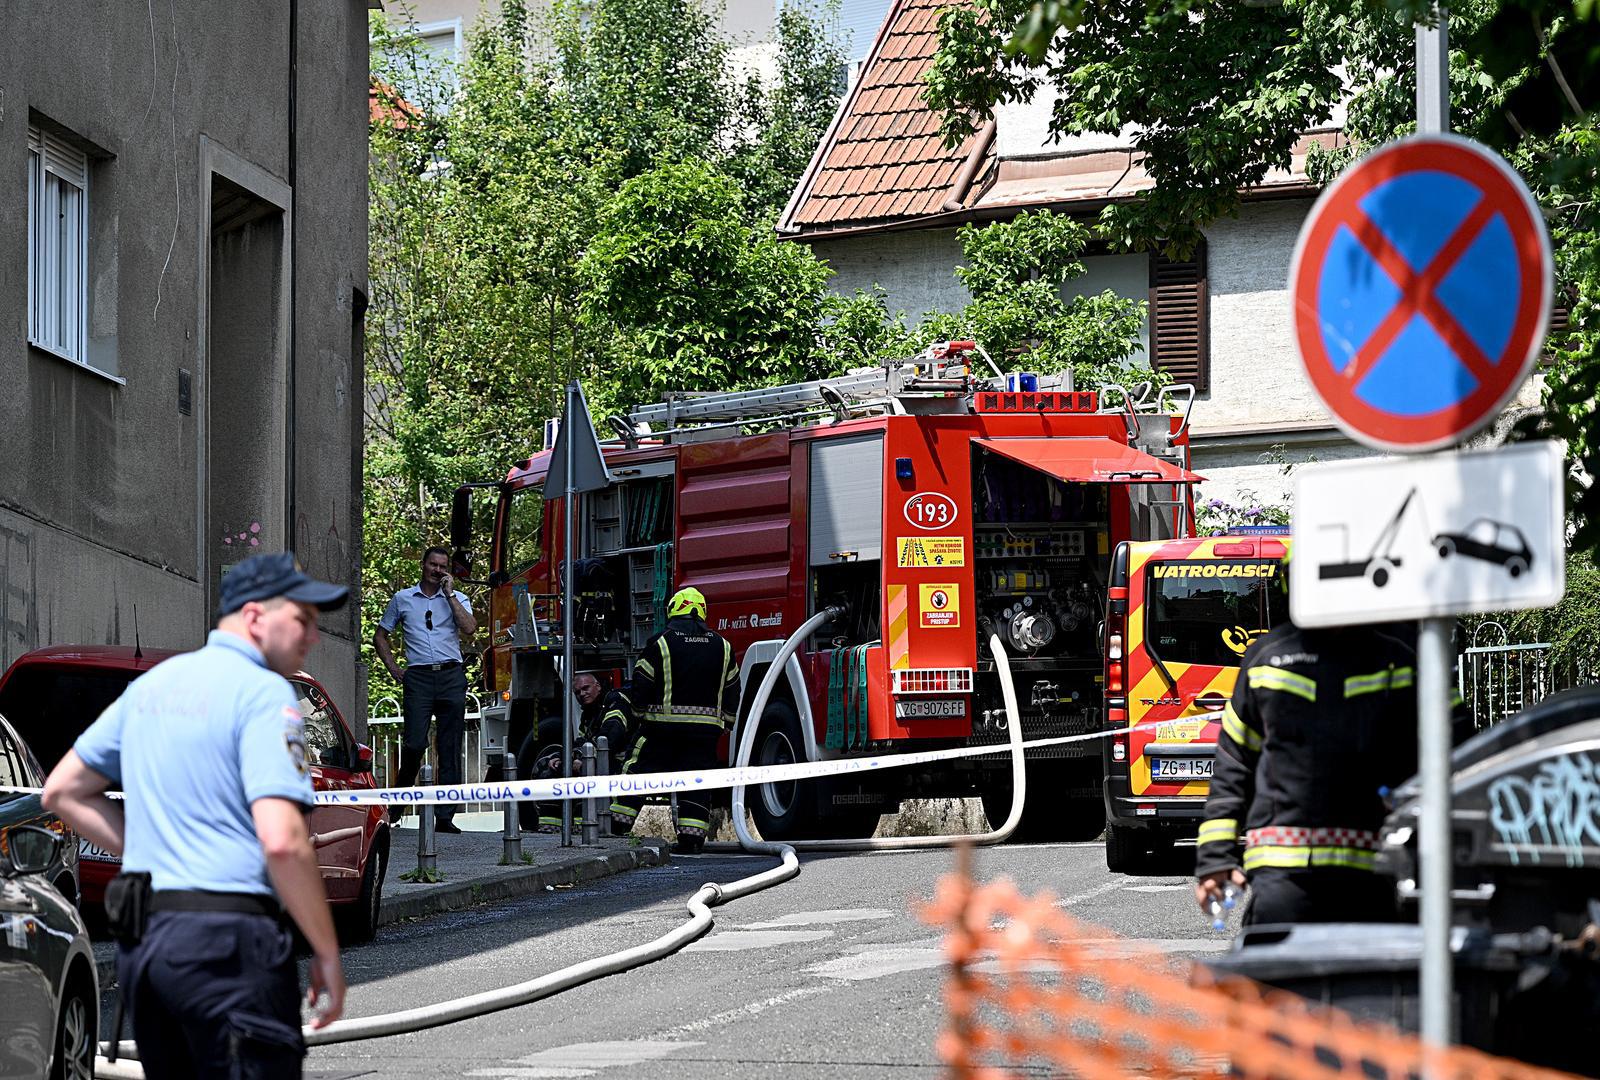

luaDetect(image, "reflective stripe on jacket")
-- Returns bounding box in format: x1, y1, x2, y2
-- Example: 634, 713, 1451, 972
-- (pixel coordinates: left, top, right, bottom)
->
1195, 622, 1465, 879
630, 615, 740, 729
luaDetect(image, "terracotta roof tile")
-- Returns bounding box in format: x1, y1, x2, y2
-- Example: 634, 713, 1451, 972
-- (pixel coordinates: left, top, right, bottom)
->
785, 0, 993, 232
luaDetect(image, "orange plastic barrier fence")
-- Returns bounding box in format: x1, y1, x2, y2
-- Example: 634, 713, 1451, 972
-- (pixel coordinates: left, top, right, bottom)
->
922, 847, 1577, 1080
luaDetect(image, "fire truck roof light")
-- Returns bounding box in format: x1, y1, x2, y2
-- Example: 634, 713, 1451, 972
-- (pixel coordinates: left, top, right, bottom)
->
1212, 542, 1255, 556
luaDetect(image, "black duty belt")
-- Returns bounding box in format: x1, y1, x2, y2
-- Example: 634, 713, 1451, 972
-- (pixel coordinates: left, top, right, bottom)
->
411, 661, 462, 671
151, 890, 283, 918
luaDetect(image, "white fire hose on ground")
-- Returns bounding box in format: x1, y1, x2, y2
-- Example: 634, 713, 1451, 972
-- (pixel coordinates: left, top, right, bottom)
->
94, 608, 1026, 1077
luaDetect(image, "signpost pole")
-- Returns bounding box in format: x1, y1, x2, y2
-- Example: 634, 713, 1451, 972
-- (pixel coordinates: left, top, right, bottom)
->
561, 380, 577, 848
1416, 10, 1452, 1055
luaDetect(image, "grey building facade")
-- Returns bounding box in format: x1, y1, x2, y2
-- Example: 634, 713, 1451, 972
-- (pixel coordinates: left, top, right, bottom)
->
1, 2, 373, 715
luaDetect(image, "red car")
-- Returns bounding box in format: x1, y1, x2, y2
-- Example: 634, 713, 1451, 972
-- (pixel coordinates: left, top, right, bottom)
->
0, 646, 391, 943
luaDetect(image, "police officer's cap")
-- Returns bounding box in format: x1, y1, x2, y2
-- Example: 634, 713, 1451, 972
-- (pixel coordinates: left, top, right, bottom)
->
219, 552, 350, 617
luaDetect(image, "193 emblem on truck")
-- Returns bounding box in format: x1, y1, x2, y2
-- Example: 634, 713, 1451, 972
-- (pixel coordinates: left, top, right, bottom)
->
904, 491, 958, 530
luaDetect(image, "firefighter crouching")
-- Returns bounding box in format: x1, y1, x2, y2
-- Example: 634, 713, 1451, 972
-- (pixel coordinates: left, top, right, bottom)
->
609, 587, 739, 855
1195, 611, 1430, 926
518, 671, 632, 832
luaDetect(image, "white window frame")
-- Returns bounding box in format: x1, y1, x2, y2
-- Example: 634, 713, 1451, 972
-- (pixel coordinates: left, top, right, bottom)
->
27, 124, 99, 376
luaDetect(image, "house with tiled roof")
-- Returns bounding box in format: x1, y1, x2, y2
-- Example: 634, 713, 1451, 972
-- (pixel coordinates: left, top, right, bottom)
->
777, 0, 1380, 507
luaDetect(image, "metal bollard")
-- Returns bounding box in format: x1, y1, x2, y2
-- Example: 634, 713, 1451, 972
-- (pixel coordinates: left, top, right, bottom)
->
417, 763, 437, 876
595, 736, 612, 838
581, 742, 599, 846
502, 751, 523, 864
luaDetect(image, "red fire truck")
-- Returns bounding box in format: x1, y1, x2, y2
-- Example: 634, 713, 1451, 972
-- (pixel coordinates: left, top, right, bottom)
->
450, 345, 1202, 840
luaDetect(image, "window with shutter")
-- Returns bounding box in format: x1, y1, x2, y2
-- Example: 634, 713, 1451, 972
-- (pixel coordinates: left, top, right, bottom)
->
1148, 243, 1209, 391
27, 123, 90, 367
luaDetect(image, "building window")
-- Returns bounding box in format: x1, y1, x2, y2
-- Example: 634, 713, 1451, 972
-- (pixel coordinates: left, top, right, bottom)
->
1149, 241, 1210, 392
27, 124, 90, 366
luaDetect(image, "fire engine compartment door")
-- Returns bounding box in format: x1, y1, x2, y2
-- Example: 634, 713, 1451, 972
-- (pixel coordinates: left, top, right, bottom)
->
808, 434, 884, 565
972, 437, 1204, 485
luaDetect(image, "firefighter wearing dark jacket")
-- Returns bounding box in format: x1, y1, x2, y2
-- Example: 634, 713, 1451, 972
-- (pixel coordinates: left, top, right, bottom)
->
1195, 620, 1426, 926
609, 587, 739, 854
519, 672, 632, 832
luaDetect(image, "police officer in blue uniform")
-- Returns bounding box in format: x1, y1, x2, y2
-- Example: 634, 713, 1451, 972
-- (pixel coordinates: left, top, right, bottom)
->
373, 545, 478, 832
43, 552, 351, 1078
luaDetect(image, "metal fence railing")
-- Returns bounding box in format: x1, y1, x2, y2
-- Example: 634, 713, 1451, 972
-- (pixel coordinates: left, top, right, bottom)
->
1459, 621, 1597, 731
366, 692, 502, 812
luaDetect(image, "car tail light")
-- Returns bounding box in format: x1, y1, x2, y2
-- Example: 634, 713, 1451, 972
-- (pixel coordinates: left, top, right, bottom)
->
1108, 632, 1124, 693
1112, 733, 1127, 762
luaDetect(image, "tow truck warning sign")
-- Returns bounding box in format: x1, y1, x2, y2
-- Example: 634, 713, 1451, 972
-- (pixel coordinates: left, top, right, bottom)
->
919, 583, 961, 628
897, 536, 965, 568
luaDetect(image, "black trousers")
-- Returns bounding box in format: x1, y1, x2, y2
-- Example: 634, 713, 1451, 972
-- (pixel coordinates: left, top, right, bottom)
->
396, 664, 467, 823
120, 910, 303, 1079
1242, 867, 1398, 926
609, 723, 720, 834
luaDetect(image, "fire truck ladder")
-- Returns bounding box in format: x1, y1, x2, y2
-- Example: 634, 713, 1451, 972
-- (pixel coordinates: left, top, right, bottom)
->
1101, 381, 1198, 537
618, 343, 1031, 442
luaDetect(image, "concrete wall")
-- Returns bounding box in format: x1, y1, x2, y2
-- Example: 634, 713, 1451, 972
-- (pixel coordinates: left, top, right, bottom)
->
1, 2, 368, 717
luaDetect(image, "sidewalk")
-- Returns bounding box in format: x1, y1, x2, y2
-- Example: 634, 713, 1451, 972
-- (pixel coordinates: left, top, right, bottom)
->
380, 810, 670, 923
93, 812, 670, 987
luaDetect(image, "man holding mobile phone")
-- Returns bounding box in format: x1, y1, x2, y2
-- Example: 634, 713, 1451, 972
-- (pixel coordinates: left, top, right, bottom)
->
373, 545, 478, 832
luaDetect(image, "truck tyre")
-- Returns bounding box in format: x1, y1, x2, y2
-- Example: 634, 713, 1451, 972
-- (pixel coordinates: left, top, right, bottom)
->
985, 760, 1105, 842
1105, 823, 1142, 873
749, 700, 816, 841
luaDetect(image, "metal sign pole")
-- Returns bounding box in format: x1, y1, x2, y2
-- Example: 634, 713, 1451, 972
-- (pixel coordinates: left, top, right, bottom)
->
561, 380, 577, 848
1416, 11, 1452, 1054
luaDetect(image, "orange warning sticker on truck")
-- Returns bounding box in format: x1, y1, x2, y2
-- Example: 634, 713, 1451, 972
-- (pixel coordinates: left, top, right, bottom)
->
897, 537, 966, 568
919, 583, 961, 628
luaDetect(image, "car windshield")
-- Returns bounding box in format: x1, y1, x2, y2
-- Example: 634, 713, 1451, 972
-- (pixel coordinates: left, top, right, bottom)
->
1146, 561, 1287, 669
0, 667, 141, 772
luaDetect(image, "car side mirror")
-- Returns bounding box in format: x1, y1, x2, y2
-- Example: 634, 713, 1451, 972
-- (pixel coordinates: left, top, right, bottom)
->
353, 744, 374, 774
3, 825, 62, 876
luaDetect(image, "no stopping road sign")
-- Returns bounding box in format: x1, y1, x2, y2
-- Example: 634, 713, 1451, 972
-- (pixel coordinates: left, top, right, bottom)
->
1289, 134, 1552, 452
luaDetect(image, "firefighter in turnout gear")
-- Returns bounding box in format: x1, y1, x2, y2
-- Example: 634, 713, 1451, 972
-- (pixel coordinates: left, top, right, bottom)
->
609, 588, 740, 854
1194, 619, 1425, 925
519, 672, 632, 832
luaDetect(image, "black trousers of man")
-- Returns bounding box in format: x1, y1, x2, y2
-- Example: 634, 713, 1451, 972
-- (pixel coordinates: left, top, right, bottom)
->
396, 662, 467, 824
1242, 867, 1398, 926
608, 724, 719, 837
120, 910, 303, 1078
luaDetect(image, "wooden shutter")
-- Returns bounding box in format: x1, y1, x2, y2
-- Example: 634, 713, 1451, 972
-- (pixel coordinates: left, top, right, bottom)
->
1149, 242, 1210, 391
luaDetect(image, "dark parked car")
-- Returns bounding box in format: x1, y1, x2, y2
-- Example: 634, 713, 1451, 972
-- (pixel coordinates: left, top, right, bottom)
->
0, 824, 97, 1079
0, 646, 391, 943
0, 711, 78, 909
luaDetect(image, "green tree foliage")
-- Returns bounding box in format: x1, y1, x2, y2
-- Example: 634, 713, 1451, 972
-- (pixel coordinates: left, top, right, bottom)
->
928, 0, 1600, 546
579, 161, 840, 406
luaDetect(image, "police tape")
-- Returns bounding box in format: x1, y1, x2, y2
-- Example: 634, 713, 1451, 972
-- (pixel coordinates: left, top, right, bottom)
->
0, 714, 1221, 807
316, 715, 1212, 808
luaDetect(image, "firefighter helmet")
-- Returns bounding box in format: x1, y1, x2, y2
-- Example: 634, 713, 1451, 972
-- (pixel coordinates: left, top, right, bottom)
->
667, 587, 707, 620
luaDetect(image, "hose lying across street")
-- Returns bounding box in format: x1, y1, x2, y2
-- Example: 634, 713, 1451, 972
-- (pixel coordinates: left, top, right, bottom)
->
93, 608, 1026, 1076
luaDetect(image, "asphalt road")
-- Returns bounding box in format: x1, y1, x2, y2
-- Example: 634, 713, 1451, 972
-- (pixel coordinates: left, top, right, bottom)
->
305, 840, 1223, 1079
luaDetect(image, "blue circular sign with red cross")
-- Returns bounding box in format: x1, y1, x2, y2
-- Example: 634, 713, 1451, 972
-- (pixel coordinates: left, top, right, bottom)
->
1290, 134, 1552, 452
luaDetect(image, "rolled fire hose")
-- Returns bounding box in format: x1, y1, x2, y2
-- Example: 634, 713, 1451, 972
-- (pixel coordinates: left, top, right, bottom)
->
95, 609, 1026, 1075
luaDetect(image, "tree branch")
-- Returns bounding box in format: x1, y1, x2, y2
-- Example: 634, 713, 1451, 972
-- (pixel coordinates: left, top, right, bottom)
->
1532, 13, 1584, 119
